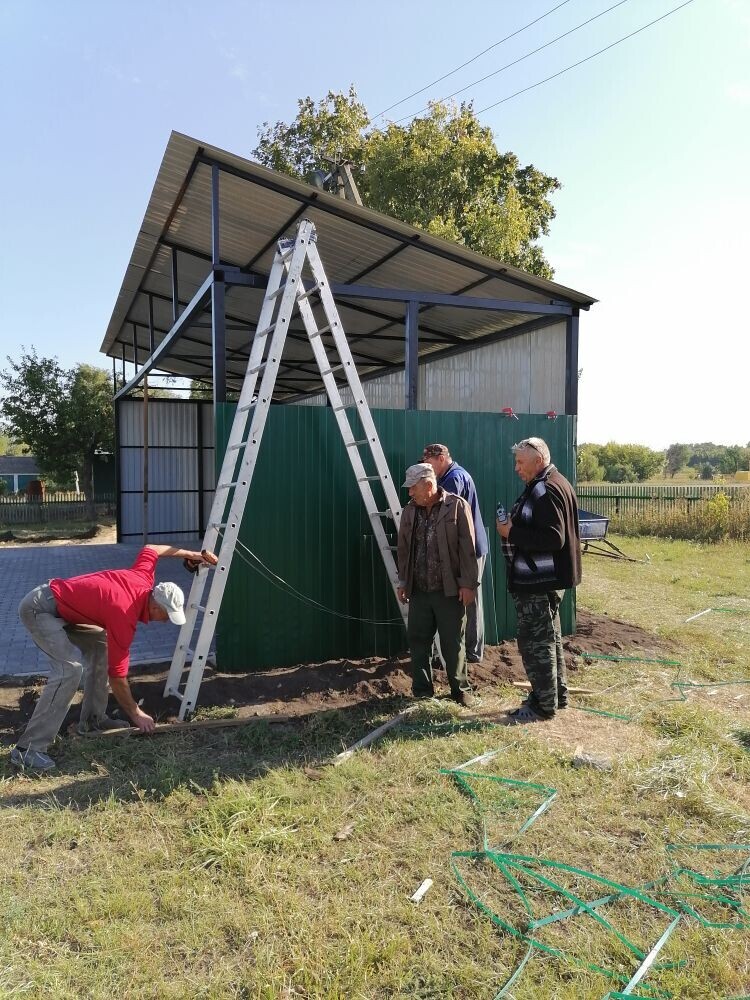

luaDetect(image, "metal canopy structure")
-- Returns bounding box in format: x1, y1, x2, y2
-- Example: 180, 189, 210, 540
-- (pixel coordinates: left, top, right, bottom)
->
102, 131, 596, 412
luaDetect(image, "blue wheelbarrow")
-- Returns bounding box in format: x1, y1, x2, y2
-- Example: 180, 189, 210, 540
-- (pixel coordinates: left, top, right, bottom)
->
578, 510, 649, 563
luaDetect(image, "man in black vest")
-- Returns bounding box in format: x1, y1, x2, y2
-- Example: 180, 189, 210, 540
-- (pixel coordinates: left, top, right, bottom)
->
496, 437, 581, 722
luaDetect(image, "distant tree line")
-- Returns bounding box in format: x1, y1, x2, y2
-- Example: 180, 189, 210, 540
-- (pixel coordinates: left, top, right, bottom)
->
578, 441, 750, 483
664, 442, 750, 479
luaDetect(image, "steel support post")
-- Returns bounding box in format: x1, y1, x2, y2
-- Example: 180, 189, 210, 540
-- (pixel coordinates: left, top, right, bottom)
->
148, 294, 156, 355
405, 300, 419, 410
121, 343, 126, 383
211, 163, 227, 424
132, 323, 139, 371
114, 395, 122, 543
565, 309, 580, 414
171, 247, 180, 324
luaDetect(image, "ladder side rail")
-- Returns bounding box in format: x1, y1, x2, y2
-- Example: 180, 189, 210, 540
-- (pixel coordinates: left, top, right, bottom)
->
306, 242, 404, 529
294, 290, 406, 627
174, 228, 314, 717
164, 254, 288, 697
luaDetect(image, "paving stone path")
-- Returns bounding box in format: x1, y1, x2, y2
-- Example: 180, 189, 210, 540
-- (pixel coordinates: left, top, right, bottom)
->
0, 542, 206, 676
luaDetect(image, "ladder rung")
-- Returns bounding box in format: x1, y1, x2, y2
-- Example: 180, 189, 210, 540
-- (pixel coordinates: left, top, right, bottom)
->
228, 441, 249, 451
217, 480, 244, 489
191, 604, 207, 612
297, 282, 322, 301
348, 439, 368, 447
237, 401, 255, 413
269, 284, 288, 300
247, 362, 266, 376
369, 510, 393, 517
256, 323, 276, 338
320, 364, 344, 377
382, 545, 398, 552
358, 475, 381, 481
209, 521, 227, 529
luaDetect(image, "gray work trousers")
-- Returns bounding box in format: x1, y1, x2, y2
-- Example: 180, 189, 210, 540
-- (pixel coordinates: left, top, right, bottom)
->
434, 554, 486, 665
17, 584, 109, 752
465, 554, 486, 662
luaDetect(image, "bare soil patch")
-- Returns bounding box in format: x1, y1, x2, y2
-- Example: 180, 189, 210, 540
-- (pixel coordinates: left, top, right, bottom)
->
0, 610, 667, 746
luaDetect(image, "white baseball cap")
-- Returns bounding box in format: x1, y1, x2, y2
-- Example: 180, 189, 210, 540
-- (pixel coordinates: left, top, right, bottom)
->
152, 582, 186, 625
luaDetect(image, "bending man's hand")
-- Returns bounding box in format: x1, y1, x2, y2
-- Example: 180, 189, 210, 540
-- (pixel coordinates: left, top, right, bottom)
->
458, 587, 476, 607
184, 549, 219, 573
397, 587, 409, 604
132, 708, 156, 734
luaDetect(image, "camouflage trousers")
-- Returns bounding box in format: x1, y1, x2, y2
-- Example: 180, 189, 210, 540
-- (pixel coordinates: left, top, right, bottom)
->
510, 590, 568, 718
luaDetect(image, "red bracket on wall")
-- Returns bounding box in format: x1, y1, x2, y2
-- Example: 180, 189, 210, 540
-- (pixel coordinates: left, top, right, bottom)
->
501, 407, 519, 420
546, 410, 558, 420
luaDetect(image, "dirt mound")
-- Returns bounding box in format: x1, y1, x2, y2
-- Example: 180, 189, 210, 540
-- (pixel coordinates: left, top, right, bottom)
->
0, 610, 667, 744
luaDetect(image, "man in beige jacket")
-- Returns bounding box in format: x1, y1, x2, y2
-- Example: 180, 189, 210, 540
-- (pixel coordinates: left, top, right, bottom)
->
397, 463, 478, 706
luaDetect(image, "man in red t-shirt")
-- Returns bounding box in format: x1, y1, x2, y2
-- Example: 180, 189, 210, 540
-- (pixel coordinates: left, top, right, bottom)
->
10, 543, 218, 772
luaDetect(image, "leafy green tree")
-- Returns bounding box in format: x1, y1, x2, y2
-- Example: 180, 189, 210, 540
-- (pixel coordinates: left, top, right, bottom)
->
189, 379, 212, 400
700, 462, 714, 481
719, 445, 750, 475
1, 351, 114, 517
594, 443, 663, 482
687, 443, 723, 470
254, 89, 560, 278
577, 444, 604, 482
0, 422, 26, 455
665, 443, 691, 478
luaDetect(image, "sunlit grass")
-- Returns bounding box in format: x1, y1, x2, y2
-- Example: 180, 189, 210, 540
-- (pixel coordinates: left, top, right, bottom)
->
0, 539, 748, 997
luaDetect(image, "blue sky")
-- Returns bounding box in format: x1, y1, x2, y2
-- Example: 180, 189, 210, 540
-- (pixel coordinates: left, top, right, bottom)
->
1, 0, 748, 448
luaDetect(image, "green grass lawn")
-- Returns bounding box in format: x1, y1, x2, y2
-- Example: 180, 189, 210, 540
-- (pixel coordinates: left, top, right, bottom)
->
1, 536, 749, 999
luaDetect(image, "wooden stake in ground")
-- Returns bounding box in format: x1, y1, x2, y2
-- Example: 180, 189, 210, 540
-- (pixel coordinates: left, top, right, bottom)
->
78, 713, 298, 738
512, 681, 597, 695
334, 706, 419, 765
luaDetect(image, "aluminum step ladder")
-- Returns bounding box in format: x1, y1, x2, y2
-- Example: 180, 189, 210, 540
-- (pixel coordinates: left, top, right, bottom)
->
164, 219, 406, 719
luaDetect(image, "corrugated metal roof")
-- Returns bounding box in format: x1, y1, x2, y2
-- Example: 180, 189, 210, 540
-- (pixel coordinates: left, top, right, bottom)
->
0, 456, 40, 475
102, 131, 596, 400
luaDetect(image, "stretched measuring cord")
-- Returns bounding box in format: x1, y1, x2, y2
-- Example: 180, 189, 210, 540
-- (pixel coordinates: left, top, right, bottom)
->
227, 536, 404, 626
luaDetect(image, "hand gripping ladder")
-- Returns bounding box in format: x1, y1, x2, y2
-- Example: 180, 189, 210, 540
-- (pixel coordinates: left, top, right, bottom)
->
164, 219, 406, 719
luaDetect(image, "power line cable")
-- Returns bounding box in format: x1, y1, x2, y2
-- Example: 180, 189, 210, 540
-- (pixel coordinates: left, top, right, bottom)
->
476, 0, 696, 115
389, 0, 632, 125
372, 0, 574, 121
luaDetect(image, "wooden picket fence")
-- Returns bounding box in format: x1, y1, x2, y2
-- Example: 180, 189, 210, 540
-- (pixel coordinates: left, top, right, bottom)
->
0, 494, 115, 524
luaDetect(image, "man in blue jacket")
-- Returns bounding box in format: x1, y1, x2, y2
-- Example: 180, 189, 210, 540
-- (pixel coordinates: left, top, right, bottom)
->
422, 444, 489, 663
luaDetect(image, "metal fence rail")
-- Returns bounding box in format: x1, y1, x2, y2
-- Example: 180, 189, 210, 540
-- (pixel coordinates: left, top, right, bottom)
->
578, 484, 748, 517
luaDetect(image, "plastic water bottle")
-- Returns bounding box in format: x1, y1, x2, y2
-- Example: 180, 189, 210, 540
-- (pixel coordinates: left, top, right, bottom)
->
496, 503, 508, 524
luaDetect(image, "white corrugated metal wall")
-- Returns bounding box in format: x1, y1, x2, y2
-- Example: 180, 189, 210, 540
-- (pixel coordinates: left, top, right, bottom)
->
292, 321, 566, 413
118, 399, 215, 541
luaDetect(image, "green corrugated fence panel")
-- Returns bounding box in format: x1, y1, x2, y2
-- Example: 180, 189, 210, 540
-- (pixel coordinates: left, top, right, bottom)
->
216, 405, 577, 671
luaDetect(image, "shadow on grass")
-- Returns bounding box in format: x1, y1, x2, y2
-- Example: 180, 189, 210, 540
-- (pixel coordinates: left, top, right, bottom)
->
0, 696, 502, 811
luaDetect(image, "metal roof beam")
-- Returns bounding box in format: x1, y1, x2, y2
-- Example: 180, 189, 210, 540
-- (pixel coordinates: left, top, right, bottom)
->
114, 273, 213, 400
330, 283, 572, 315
